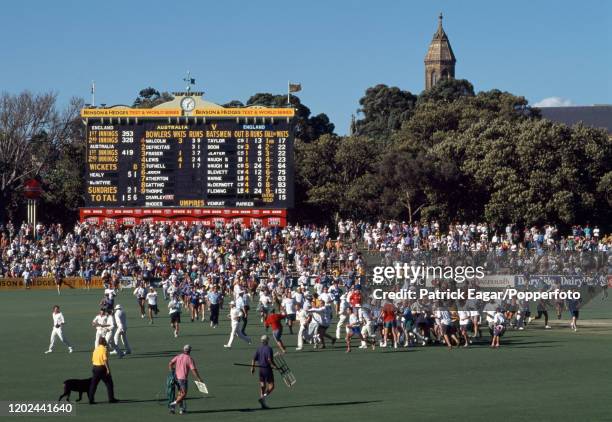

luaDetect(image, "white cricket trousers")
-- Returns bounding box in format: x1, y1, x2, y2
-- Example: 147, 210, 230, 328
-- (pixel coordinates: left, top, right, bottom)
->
297, 323, 307, 348
114, 329, 131, 353
336, 314, 347, 339
49, 327, 71, 350
308, 321, 319, 340
226, 320, 250, 346
361, 322, 374, 338
94, 331, 104, 348
105, 331, 123, 356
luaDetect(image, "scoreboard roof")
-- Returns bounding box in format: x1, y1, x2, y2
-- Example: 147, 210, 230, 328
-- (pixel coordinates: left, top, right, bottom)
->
81, 94, 296, 118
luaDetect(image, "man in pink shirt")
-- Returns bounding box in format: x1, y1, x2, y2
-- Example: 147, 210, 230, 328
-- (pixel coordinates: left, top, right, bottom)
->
168, 344, 203, 414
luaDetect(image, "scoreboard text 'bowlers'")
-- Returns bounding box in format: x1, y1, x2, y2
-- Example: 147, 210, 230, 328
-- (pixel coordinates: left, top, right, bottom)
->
83, 103, 295, 210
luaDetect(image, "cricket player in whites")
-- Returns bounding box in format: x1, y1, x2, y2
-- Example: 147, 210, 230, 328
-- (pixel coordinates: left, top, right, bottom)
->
359, 305, 376, 349
295, 302, 310, 351
92, 309, 109, 348
336, 293, 349, 339
113, 304, 131, 355
105, 310, 124, 358
92, 309, 123, 358
45, 305, 73, 354
224, 301, 251, 348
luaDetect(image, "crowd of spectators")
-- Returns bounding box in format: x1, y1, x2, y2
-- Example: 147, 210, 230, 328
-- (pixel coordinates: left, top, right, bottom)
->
361, 220, 609, 253
0, 219, 610, 281
360, 220, 611, 276
0, 221, 365, 288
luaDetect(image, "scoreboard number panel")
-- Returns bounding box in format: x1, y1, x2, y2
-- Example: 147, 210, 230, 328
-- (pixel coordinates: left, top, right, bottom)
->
86, 119, 294, 209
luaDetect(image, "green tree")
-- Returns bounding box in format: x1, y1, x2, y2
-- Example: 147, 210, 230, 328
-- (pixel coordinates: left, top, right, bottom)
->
377, 141, 461, 223
597, 171, 612, 208
295, 134, 383, 221
367, 80, 611, 229
430, 118, 612, 227
246, 93, 334, 142
295, 134, 342, 215
223, 100, 244, 108
42, 114, 87, 222
402, 86, 538, 147
133, 87, 174, 108
418, 78, 474, 103
354, 84, 417, 138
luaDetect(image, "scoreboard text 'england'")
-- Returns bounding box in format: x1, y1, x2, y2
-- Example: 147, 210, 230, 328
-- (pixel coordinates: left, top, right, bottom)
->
81, 94, 295, 221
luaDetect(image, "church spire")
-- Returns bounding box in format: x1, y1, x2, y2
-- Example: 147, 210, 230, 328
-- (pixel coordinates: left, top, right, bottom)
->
424, 13, 456, 90
437, 12, 444, 36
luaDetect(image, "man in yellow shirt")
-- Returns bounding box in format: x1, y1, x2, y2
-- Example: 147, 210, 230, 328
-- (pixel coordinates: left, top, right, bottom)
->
88, 337, 118, 404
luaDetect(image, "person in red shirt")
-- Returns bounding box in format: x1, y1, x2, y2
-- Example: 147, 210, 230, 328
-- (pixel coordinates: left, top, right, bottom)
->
348, 287, 362, 308
264, 313, 287, 353
380, 302, 399, 348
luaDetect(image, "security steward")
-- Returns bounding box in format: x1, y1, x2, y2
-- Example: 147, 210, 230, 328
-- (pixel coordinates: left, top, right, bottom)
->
89, 337, 119, 404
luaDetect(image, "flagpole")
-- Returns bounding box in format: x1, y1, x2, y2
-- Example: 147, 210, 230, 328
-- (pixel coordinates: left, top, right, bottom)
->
91, 81, 95, 106
287, 80, 290, 106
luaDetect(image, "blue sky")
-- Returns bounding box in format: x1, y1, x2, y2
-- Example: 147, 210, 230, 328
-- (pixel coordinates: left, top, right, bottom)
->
1, 0, 610, 133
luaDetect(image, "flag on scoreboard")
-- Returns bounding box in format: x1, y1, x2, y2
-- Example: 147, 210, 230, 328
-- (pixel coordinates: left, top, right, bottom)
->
287, 82, 301, 105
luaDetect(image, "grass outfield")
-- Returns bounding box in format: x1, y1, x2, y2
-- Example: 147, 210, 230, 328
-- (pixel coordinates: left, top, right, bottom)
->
1, 289, 611, 422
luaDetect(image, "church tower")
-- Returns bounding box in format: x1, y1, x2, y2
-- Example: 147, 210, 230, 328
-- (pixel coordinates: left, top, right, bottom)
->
424, 13, 456, 90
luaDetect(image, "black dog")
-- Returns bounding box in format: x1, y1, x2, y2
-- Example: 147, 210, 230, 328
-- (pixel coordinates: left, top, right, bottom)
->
58, 378, 92, 402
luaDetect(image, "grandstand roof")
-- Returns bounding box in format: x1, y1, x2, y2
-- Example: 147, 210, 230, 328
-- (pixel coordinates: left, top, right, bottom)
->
539, 105, 612, 135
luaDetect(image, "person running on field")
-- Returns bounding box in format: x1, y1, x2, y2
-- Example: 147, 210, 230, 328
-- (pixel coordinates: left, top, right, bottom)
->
224, 301, 251, 348
567, 296, 581, 332
133, 284, 146, 319
168, 344, 204, 415
533, 296, 551, 329
264, 312, 287, 353
45, 305, 73, 354
146, 287, 159, 324
251, 335, 278, 409
169, 295, 182, 338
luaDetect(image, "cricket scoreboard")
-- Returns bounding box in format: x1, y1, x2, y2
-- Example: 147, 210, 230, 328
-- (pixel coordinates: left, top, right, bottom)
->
80, 95, 294, 225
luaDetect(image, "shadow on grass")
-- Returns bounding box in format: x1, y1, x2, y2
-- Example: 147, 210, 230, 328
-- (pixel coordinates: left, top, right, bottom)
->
119, 397, 210, 404
125, 350, 183, 359
189, 399, 383, 414
296, 346, 359, 353
178, 333, 229, 338
502, 339, 560, 346
501, 345, 556, 349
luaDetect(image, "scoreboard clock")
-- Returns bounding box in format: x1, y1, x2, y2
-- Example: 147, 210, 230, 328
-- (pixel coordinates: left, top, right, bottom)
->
180, 97, 196, 111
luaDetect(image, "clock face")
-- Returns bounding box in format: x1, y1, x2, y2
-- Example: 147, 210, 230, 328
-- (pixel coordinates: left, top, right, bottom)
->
181, 97, 195, 111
